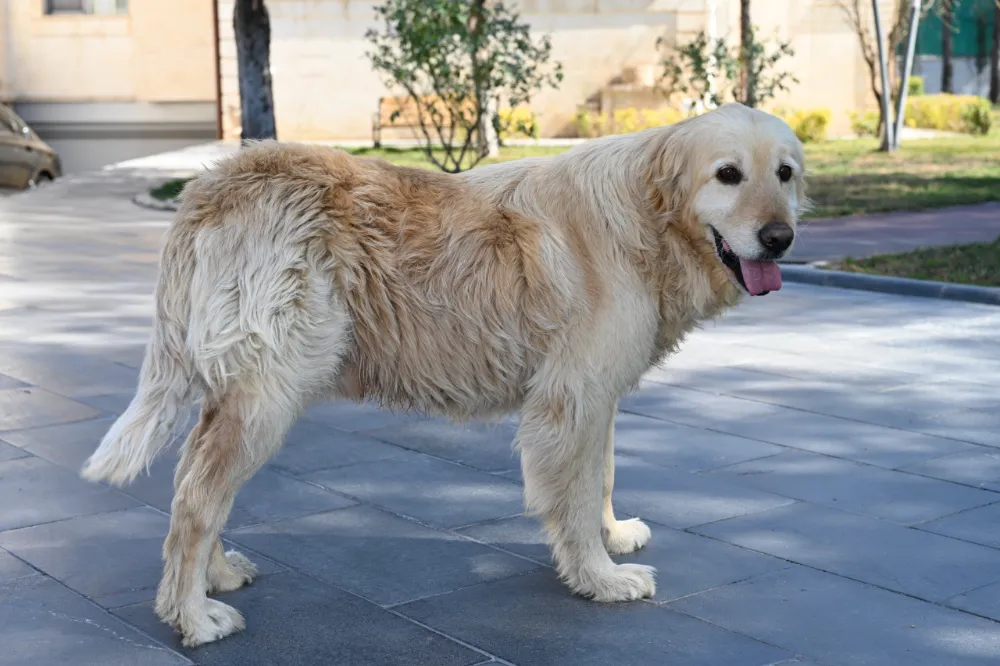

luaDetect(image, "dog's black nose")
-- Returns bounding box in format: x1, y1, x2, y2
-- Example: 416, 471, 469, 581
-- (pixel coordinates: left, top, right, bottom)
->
758, 221, 794, 254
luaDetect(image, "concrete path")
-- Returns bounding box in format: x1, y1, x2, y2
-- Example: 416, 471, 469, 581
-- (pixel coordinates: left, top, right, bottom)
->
1, 169, 1000, 665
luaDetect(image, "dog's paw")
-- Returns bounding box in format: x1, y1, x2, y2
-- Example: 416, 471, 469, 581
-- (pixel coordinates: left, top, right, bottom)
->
569, 562, 657, 602
208, 550, 259, 594
604, 517, 652, 555
178, 599, 246, 648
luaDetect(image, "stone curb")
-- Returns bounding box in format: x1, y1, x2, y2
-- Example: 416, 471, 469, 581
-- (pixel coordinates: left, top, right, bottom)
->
133, 192, 180, 212
781, 263, 1000, 306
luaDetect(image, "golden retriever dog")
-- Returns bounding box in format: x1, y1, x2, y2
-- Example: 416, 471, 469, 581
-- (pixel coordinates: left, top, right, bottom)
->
81, 103, 806, 646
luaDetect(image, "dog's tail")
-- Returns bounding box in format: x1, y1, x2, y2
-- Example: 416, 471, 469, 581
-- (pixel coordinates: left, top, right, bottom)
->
81, 223, 199, 487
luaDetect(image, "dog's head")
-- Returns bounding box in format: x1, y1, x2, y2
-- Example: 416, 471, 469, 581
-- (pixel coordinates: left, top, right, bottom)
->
649, 104, 808, 296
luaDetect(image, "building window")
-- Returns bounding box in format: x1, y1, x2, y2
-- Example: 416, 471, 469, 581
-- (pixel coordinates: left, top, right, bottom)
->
44, 0, 128, 15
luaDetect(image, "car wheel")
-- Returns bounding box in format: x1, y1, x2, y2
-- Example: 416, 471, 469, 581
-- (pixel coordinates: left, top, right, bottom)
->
27, 173, 53, 189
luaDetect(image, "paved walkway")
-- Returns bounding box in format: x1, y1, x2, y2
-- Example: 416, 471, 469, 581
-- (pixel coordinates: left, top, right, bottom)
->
1, 169, 1000, 665
791, 202, 1000, 263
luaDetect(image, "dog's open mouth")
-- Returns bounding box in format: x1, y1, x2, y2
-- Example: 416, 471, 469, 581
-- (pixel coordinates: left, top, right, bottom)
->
711, 228, 782, 296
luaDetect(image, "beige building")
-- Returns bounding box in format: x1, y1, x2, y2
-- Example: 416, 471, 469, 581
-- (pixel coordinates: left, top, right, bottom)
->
1, 0, 218, 173
3, 0, 888, 174
217, 0, 885, 141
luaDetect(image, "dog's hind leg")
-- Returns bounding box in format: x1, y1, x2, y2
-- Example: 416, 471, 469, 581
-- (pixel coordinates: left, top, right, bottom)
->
518, 392, 656, 602
601, 400, 651, 556
155, 390, 299, 647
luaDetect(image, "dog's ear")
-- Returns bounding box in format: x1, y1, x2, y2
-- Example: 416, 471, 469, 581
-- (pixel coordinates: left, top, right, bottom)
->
644, 123, 692, 217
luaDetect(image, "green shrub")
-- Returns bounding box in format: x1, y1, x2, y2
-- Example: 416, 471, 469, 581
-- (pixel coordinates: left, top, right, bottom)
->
907, 76, 924, 97
775, 108, 831, 143
574, 106, 688, 138
849, 110, 880, 138
906, 94, 993, 135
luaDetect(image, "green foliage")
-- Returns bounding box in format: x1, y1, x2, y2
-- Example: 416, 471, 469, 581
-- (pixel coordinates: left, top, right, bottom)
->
907, 76, 925, 97
365, 0, 563, 172
496, 107, 539, 142
906, 94, 993, 135
659, 26, 797, 109
849, 110, 881, 138
774, 108, 831, 143
150, 178, 192, 201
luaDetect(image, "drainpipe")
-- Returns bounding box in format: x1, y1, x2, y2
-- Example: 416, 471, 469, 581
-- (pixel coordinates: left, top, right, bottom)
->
211, 0, 223, 140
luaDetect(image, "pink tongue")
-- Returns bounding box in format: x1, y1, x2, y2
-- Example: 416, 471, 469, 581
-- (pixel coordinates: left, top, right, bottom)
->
739, 258, 782, 296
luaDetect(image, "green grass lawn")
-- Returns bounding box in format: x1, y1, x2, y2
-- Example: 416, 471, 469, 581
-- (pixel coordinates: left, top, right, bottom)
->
831, 239, 1000, 287
150, 135, 1000, 221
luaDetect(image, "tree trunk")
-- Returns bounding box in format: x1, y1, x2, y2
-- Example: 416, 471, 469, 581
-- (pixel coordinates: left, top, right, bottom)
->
234, 0, 276, 143
942, 1, 954, 93
740, 0, 755, 107
990, 1, 999, 103
470, 0, 499, 158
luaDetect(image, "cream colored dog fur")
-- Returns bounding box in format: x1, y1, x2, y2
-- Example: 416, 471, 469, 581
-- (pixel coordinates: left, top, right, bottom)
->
81, 103, 807, 647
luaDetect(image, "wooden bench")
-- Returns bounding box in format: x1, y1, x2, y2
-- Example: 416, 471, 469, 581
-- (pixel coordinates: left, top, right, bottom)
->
372, 95, 475, 148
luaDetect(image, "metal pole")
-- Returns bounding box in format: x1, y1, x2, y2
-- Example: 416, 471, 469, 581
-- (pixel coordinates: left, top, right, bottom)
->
892, 0, 921, 151
872, 0, 894, 151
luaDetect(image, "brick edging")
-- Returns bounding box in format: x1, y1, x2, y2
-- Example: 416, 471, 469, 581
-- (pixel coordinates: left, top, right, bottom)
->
781, 264, 1000, 306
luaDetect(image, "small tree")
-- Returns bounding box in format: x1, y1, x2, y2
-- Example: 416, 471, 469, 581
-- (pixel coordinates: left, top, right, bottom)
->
659, 28, 796, 111
835, 0, 934, 137
941, 0, 956, 93
233, 0, 276, 143
990, 0, 999, 103
740, 0, 756, 107
366, 0, 563, 173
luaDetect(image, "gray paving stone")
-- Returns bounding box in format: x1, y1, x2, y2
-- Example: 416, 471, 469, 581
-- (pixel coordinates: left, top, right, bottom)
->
619, 380, 784, 429
302, 399, 430, 432
0, 372, 26, 390
270, 419, 407, 475
609, 454, 796, 529
113, 571, 483, 666
303, 452, 524, 528
0, 386, 99, 431
76, 391, 137, 415
669, 566, 1000, 666
0, 457, 138, 532
120, 451, 357, 531
0, 507, 284, 609
707, 450, 998, 525
0, 548, 32, 582
0, 348, 138, 398
682, 407, 976, 469
919, 503, 1000, 550
692, 502, 1000, 602
397, 570, 792, 666
457, 515, 787, 602
0, 574, 189, 666
360, 417, 521, 472
0, 415, 117, 470
227, 505, 539, 606
0, 439, 29, 462
905, 409, 1000, 448
901, 449, 1000, 492
612, 411, 785, 472
948, 580, 1000, 622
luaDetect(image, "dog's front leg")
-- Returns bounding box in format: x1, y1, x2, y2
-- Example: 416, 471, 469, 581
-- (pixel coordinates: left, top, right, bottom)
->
518, 393, 656, 602
602, 400, 652, 555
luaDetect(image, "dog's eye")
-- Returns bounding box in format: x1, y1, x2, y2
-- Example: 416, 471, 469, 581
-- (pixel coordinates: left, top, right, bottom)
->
778, 164, 793, 182
716, 166, 742, 185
